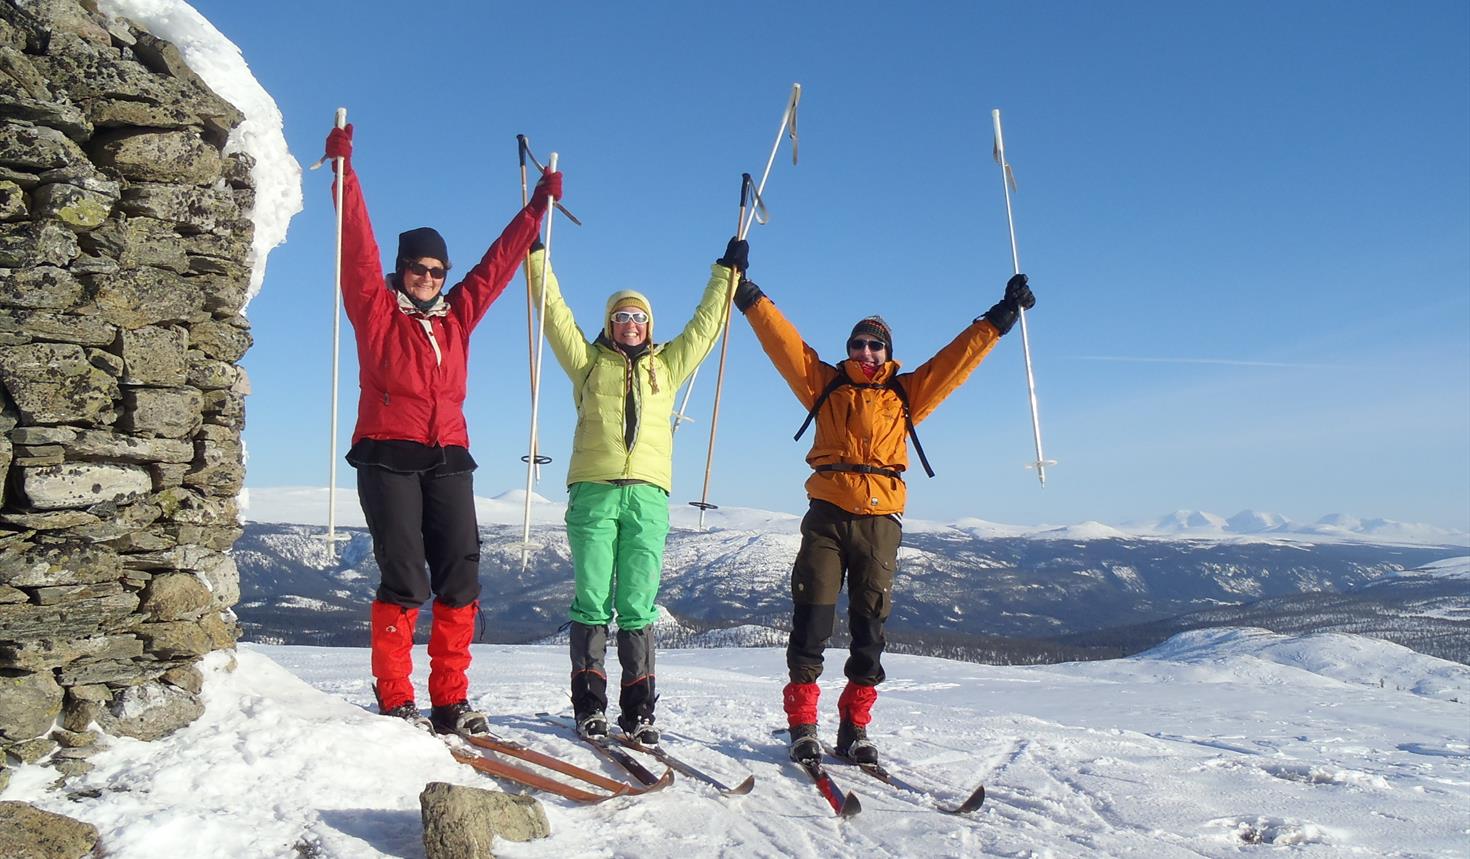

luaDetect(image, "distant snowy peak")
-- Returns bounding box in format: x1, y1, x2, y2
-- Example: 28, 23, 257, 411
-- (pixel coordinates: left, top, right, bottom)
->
1227, 509, 1294, 533
1152, 510, 1231, 533
1035, 521, 1131, 541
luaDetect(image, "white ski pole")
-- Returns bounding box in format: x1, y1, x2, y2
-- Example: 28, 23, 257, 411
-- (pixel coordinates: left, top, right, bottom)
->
991, 109, 1053, 487
520, 152, 558, 569
517, 136, 548, 482
688, 84, 801, 529
328, 107, 347, 557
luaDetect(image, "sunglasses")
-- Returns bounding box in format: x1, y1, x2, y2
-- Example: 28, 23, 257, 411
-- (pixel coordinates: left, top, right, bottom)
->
404, 262, 447, 279
611, 310, 648, 324
847, 338, 887, 352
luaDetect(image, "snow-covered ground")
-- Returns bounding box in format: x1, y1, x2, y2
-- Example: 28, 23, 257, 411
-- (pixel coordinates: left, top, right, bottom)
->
4, 631, 1467, 858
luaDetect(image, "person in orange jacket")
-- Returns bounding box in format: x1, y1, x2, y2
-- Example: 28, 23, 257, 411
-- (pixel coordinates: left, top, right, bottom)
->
323, 122, 561, 736
732, 272, 1036, 765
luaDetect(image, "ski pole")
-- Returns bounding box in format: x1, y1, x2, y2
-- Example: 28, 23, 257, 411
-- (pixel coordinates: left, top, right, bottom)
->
686, 85, 801, 528
326, 107, 346, 560
991, 109, 1054, 487
517, 136, 551, 482
688, 174, 752, 527
520, 152, 559, 569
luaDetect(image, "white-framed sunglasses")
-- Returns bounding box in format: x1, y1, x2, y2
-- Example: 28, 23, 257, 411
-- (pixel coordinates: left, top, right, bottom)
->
611, 310, 648, 324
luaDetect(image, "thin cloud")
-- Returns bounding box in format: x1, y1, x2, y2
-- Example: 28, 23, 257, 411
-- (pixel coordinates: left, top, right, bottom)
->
1069, 355, 1344, 369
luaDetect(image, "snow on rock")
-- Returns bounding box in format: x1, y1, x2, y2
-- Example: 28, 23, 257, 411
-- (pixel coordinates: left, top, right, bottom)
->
96, 0, 301, 305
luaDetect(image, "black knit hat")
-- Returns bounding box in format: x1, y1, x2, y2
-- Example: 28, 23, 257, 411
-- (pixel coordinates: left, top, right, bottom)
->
848, 315, 893, 356
397, 227, 449, 269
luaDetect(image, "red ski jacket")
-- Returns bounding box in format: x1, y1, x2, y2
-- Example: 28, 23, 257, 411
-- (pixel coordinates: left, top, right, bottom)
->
333, 165, 543, 448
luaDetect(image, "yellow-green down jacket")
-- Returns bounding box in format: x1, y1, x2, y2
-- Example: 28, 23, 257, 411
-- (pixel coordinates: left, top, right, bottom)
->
528, 249, 731, 492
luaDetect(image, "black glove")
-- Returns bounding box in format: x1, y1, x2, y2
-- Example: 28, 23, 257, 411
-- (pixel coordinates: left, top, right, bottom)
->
530, 236, 545, 254
716, 236, 749, 273
980, 273, 1036, 335
733, 278, 765, 313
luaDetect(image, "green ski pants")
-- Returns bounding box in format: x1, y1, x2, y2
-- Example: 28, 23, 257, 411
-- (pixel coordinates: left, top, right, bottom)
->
566, 481, 669, 630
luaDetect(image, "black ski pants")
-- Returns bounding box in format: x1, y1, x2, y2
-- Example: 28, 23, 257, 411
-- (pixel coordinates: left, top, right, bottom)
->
786, 499, 901, 687
357, 466, 481, 609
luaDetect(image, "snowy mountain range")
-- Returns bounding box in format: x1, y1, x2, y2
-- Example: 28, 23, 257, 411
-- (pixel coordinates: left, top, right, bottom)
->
233, 489, 1470, 665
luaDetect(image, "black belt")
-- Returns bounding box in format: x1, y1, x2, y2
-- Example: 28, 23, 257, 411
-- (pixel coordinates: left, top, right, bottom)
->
813, 463, 904, 481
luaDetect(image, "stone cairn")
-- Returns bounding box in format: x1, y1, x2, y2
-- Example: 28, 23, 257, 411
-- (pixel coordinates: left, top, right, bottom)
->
0, 0, 251, 791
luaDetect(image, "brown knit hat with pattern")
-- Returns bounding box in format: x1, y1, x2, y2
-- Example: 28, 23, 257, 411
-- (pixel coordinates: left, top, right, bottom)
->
848, 315, 893, 356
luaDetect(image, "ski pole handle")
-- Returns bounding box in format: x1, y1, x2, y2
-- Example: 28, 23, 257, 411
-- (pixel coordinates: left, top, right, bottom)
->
991, 108, 1005, 160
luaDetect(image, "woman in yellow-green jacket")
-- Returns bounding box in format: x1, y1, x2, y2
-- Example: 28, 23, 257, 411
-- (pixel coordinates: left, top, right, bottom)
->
528, 237, 747, 744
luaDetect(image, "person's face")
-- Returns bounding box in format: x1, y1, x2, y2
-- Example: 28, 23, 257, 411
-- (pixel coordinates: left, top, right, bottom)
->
611, 304, 649, 346
847, 336, 887, 363
401, 257, 446, 302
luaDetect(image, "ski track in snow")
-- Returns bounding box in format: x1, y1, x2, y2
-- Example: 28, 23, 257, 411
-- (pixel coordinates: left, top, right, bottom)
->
3, 637, 1467, 858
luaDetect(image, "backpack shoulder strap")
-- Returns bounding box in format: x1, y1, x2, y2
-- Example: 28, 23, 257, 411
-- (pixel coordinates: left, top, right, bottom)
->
793, 367, 853, 442
886, 375, 935, 478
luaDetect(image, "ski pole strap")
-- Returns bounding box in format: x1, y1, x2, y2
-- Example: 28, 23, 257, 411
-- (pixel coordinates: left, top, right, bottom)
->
813, 463, 903, 481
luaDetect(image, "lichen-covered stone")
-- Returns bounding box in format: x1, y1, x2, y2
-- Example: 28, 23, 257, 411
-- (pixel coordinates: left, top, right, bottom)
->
95, 679, 203, 740
0, 179, 25, 220
189, 317, 252, 363
118, 325, 188, 386
119, 386, 202, 438
0, 308, 117, 346
90, 128, 223, 185
87, 265, 206, 328
18, 462, 150, 510
0, 668, 63, 740
0, 266, 83, 310
0, 342, 118, 424
0, 121, 86, 171
32, 179, 116, 229
0, 800, 100, 859
139, 572, 210, 621
0, 219, 80, 267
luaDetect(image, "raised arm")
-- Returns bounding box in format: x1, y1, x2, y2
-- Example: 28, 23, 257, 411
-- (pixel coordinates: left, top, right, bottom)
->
901, 274, 1036, 423
526, 246, 597, 380
325, 124, 389, 331
734, 280, 837, 410
446, 169, 561, 331
659, 238, 751, 386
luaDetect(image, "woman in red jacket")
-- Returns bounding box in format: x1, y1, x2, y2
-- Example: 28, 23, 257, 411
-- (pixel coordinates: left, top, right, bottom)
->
324, 124, 561, 736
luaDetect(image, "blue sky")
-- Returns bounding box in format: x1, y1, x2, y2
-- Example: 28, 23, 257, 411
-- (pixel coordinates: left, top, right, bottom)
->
200, 1, 1470, 529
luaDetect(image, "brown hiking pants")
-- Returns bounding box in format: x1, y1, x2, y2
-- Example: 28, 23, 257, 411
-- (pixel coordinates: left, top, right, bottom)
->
786, 499, 901, 686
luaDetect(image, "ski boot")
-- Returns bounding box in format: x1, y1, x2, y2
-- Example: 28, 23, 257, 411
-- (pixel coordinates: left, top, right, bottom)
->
381, 701, 434, 734
835, 720, 879, 765
788, 722, 821, 764
576, 710, 610, 740
430, 700, 490, 737
619, 715, 660, 747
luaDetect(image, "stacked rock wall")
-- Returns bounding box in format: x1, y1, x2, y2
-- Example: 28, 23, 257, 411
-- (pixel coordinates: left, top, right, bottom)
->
0, 0, 250, 784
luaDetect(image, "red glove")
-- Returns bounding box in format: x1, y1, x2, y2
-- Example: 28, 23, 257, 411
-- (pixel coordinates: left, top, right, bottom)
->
324, 124, 353, 170
530, 168, 562, 212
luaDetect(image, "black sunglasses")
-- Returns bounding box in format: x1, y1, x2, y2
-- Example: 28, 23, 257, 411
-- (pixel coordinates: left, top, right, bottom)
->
404, 262, 447, 279
847, 338, 886, 352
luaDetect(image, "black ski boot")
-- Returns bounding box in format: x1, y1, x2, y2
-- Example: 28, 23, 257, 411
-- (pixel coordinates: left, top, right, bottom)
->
575, 710, 609, 740
375, 683, 434, 733
788, 722, 821, 763
430, 700, 490, 736
619, 715, 660, 747
835, 720, 879, 765
381, 701, 434, 734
